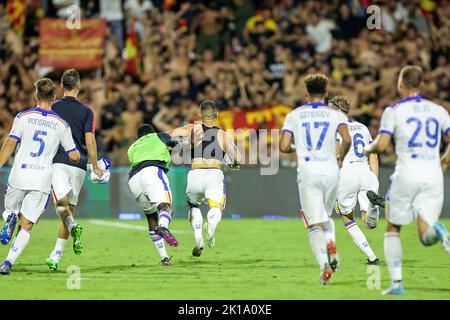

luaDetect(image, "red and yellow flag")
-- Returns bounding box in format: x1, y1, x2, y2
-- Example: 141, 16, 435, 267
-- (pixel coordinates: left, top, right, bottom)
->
6, 0, 26, 36
125, 24, 142, 77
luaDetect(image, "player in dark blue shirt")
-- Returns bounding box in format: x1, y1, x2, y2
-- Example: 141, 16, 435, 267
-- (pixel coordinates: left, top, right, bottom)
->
46, 69, 104, 271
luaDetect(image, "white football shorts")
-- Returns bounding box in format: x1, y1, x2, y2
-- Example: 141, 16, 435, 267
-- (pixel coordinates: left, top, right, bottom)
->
298, 170, 339, 227
186, 169, 226, 209
128, 166, 172, 215
337, 167, 379, 215
386, 171, 443, 226
4, 185, 50, 224
51, 163, 86, 206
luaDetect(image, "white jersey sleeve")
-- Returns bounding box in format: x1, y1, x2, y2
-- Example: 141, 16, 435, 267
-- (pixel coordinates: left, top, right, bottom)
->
61, 126, 77, 154
282, 112, 295, 135
442, 110, 450, 136
8, 116, 25, 141
378, 107, 395, 136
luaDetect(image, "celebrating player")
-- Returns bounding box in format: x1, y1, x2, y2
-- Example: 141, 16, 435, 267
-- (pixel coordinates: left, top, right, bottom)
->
364, 65, 450, 295
0, 79, 80, 275
181, 100, 241, 257
280, 74, 351, 285
46, 69, 103, 271
330, 95, 380, 265
127, 124, 189, 266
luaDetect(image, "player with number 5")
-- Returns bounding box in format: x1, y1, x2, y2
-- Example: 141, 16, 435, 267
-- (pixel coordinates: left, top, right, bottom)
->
364, 66, 450, 295
0, 79, 80, 275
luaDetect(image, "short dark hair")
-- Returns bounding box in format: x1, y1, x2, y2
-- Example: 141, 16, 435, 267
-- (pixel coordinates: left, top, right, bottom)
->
61, 68, 80, 91
137, 124, 155, 138
199, 100, 217, 120
34, 78, 56, 102
329, 95, 350, 113
399, 65, 423, 90
304, 74, 329, 98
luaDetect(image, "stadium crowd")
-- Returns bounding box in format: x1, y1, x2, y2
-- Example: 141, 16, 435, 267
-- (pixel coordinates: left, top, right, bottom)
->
0, 0, 449, 165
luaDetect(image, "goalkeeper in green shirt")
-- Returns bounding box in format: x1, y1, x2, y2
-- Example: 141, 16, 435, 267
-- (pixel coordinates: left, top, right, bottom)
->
127, 124, 188, 267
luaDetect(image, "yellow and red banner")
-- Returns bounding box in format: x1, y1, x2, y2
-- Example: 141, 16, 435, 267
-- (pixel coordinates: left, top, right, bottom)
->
39, 18, 107, 70
217, 105, 292, 131
125, 23, 142, 77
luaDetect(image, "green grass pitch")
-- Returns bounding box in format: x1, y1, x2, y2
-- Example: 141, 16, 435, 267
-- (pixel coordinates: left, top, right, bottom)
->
0, 218, 449, 300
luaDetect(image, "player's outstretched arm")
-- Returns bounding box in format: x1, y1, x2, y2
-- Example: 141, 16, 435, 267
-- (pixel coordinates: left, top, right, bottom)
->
168, 124, 193, 138
363, 133, 391, 155
337, 124, 351, 164
221, 129, 241, 165
369, 153, 379, 177
0, 137, 18, 168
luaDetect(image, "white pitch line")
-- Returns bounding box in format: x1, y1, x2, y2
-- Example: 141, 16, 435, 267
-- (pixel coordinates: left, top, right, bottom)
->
88, 219, 191, 234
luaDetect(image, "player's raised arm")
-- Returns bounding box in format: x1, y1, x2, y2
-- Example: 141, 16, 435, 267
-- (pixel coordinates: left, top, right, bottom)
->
168, 124, 193, 138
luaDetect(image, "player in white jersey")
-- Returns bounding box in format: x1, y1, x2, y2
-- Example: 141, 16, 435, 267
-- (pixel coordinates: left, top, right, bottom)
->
0, 79, 80, 275
330, 96, 380, 265
280, 74, 351, 285
364, 66, 450, 295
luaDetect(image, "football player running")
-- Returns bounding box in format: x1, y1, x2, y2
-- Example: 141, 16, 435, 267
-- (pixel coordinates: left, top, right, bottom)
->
364, 65, 450, 295
46, 69, 104, 271
330, 95, 380, 265
280, 74, 351, 285
127, 124, 189, 266
181, 100, 241, 257
0, 79, 80, 275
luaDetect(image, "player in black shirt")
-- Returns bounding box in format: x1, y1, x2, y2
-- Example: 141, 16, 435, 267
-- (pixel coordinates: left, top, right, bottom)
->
46, 69, 104, 271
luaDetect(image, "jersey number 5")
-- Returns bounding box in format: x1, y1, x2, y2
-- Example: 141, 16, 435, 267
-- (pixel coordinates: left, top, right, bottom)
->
30, 130, 47, 158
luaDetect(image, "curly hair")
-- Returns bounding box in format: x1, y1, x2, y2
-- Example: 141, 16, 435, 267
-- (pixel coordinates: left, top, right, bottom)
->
329, 95, 350, 114
304, 74, 329, 98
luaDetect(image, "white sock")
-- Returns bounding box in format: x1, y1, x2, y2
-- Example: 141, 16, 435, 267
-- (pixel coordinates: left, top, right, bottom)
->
322, 218, 336, 243
189, 207, 204, 247
421, 226, 438, 246
158, 210, 172, 229
307, 226, 329, 270
345, 220, 377, 261
207, 207, 222, 234
50, 238, 67, 262
65, 216, 77, 233
149, 229, 168, 259
6, 228, 31, 265
384, 232, 402, 282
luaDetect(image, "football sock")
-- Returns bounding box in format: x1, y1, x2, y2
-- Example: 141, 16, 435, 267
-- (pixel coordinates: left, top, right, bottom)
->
158, 209, 172, 229
65, 216, 77, 233
384, 232, 402, 282
345, 220, 377, 261
6, 228, 31, 265
322, 218, 336, 243
207, 207, 222, 234
190, 207, 204, 247
149, 229, 168, 259
421, 226, 438, 246
49, 238, 67, 262
308, 226, 329, 270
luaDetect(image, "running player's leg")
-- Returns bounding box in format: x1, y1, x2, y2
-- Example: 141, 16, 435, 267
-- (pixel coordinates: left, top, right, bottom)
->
204, 170, 226, 248
1, 186, 23, 245
299, 181, 332, 285
382, 175, 414, 295
323, 174, 340, 272
361, 171, 380, 228
155, 203, 178, 247
415, 182, 449, 253
186, 170, 206, 254
146, 211, 171, 266
1, 191, 48, 275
